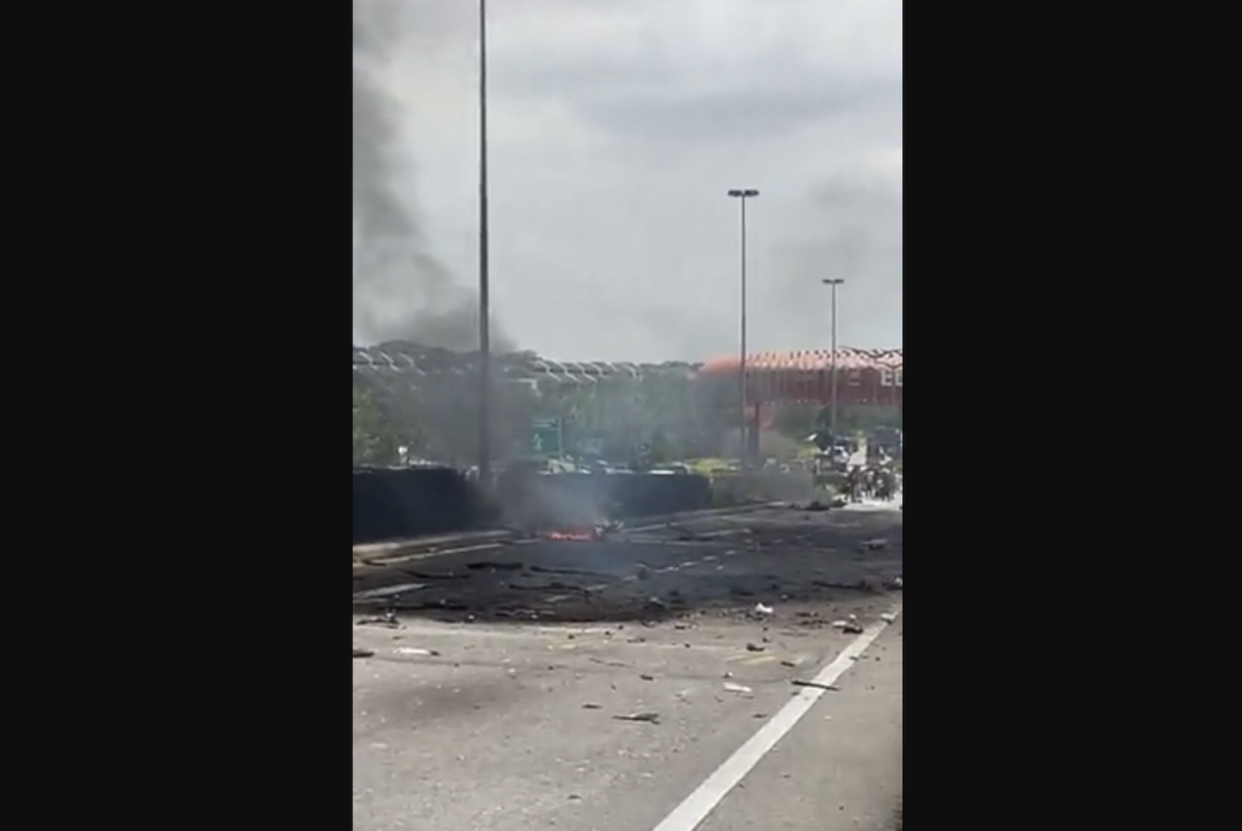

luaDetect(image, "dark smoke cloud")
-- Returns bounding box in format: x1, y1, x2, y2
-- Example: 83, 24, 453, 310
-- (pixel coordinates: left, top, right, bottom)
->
352, 0, 511, 351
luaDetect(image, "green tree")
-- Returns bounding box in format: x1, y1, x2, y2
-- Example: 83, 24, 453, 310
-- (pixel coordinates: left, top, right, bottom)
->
353, 384, 398, 464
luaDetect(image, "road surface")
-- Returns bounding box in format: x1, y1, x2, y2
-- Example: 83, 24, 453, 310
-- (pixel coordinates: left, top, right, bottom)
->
353, 501, 903, 831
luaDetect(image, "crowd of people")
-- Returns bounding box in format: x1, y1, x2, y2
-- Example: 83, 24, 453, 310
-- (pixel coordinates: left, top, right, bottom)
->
845, 464, 900, 503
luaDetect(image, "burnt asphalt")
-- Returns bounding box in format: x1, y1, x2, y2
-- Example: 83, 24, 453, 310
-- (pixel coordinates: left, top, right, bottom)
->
352, 503, 902, 625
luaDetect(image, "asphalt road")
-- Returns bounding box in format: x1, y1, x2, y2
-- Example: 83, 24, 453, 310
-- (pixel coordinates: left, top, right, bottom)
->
353, 500, 903, 831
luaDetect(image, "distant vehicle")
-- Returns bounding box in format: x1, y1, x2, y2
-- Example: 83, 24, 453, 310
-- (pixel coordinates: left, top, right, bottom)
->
650, 463, 691, 476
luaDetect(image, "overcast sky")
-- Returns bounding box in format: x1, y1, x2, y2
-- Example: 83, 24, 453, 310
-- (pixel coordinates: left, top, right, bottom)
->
354, 0, 902, 362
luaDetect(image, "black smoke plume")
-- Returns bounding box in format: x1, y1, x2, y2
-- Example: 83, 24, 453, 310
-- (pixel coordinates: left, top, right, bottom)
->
352, 0, 510, 351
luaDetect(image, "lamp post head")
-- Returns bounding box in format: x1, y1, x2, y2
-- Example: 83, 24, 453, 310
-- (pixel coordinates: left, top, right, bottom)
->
727, 189, 760, 198
822, 278, 845, 286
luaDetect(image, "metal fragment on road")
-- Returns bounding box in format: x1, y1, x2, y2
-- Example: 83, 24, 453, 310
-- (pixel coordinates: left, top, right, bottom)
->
356, 609, 401, 627
723, 681, 754, 694
395, 647, 440, 657
353, 647, 374, 659
614, 712, 660, 724
792, 680, 839, 691
831, 615, 864, 634
880, 612, 897, 623
754, 603, 775, 616
746, 643, 765, 652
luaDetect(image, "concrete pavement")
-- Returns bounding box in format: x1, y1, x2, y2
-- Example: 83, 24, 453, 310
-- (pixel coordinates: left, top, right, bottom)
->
353, 503, 902, 830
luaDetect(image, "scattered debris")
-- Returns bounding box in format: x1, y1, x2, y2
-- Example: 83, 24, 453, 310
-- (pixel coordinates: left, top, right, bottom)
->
792, 680, 839, 691
582, 703, 602, 710
645, 597, 669, 612
395, 647, 440, 657
754, 603, 775, 616
352, 647, 374, 659
830, 614, 864, 634
892, 575, 903, 589
880, 612, 898, 623
861, 539, 889, 552
780, 659, 802, 668
640, 674, 655, 681
723, 681, 754, 694
746, 643, 765, 653
613, 712, 660, 724
356, 610, 401, 628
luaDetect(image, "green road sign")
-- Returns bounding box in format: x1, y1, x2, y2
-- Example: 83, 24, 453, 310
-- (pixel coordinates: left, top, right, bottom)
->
531, 418, 563, 457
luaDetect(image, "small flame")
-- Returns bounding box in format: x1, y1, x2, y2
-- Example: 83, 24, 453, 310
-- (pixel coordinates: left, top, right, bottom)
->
543, 526, 604, 542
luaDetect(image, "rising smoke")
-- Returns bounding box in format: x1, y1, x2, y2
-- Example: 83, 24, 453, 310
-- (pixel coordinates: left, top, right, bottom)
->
352, 0, 510, 351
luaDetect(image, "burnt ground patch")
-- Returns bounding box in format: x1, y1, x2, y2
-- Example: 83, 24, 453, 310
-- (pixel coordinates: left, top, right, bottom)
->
352, 506, 902, 625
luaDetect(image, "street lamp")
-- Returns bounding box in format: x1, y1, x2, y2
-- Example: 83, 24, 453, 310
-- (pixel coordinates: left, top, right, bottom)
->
727, 188, 759, 465
822, 278, 845, 444
477, 0, 492, 491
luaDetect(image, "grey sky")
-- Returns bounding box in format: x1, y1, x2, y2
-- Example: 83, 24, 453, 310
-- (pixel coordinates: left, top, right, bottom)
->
353, 0, 902, 362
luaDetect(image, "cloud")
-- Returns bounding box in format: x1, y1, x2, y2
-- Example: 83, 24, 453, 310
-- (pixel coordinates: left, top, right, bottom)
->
355, 0, 901, 360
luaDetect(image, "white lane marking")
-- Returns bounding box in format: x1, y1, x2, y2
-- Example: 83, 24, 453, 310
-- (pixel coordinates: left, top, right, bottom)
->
650, 607, 901, 831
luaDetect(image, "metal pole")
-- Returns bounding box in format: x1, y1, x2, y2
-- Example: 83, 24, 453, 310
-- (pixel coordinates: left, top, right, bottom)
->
477, 0, 491, 490
739, 196, 747, 466
728, 189, 758, 466
830, 281, 837, 439
822, 278, 844, 445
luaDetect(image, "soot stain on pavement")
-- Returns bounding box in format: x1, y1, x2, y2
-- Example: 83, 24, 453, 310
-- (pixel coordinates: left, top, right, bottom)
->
352, 508, 903, 625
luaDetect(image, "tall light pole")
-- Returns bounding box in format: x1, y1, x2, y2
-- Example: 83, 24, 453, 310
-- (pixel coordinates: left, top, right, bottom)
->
477, 0, 492, 490
822, 278, 844, 443
727, 188, 758, 465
